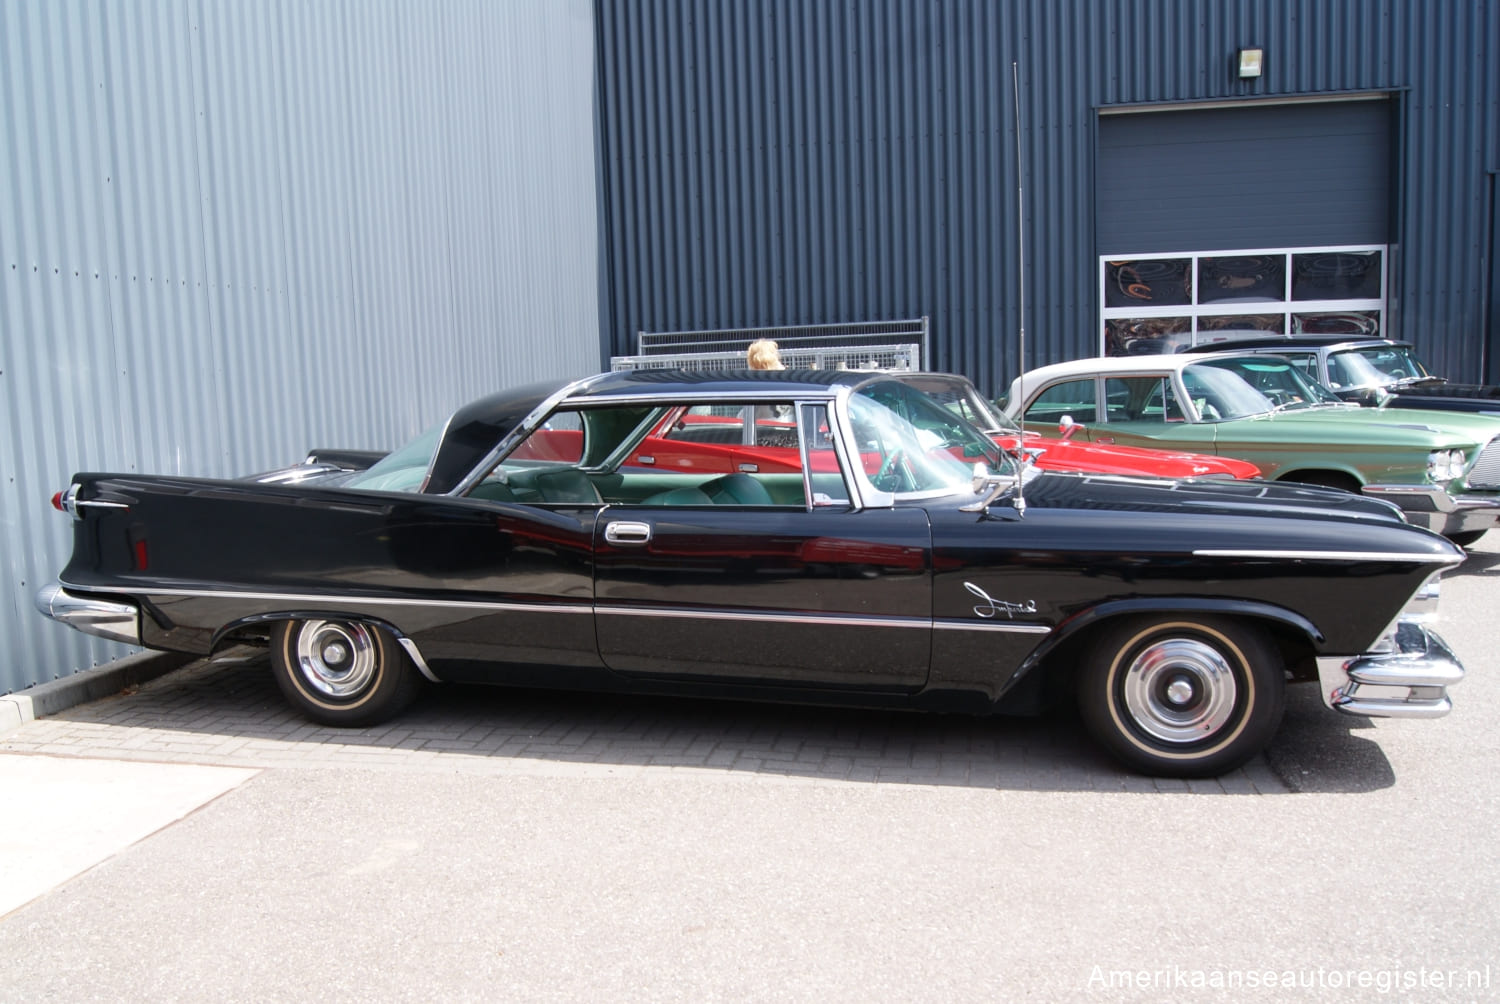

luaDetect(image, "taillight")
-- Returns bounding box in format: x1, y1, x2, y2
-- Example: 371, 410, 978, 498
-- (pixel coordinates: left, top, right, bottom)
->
52, 485, 79, 516
51, 483, 127, 519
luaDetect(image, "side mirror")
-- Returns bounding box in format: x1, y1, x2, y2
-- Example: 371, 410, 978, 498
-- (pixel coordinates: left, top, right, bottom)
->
1058, 415, 1085, 440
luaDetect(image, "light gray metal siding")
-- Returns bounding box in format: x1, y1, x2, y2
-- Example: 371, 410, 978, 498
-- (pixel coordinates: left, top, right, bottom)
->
1098, 100, 1392, 253
595, 0, 1498, 390
1, 0, 599, 693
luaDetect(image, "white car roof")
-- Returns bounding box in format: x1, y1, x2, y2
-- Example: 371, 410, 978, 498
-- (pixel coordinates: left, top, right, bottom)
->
1001, 351, 1278, 415
1019, 352, 1254, 382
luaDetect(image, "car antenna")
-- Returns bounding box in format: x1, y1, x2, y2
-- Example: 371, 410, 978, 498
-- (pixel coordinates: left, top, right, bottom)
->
965, 61, 1031, 518
1011, 59, 1028, 516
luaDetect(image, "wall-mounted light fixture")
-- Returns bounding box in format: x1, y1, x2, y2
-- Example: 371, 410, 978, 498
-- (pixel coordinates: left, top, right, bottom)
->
1237, 47, 1264, 78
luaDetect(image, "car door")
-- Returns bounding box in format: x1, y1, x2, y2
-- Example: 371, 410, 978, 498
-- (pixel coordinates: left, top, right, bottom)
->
594, 402, 933, 692
1088, 375, 1220, 453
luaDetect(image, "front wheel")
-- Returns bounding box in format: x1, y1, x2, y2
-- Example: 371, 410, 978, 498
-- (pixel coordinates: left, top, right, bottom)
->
1077, 616, 1285, 777
270, 619, 424, 727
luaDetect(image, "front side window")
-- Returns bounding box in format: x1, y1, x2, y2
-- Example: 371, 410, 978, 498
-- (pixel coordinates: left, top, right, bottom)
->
1102, 377, 1187, 424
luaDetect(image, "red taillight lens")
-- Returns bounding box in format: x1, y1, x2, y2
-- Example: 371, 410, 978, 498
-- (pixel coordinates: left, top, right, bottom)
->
51, 491, 64, 511
134, 539, 149, 570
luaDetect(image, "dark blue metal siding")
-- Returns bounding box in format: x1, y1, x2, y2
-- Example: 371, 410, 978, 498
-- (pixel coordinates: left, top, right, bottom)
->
596, 0, 1499, 393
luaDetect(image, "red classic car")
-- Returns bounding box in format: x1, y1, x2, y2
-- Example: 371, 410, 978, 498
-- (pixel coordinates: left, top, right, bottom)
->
618, 372, 1261, 481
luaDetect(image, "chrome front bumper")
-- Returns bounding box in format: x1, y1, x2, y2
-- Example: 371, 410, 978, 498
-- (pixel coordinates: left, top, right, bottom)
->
1316, 619, 1463, 718
1362, 484, 1500, 536
34, 583, 141, 646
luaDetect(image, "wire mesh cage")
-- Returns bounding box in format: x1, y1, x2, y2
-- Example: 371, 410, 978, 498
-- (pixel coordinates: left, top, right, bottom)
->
612, 318, 929, 373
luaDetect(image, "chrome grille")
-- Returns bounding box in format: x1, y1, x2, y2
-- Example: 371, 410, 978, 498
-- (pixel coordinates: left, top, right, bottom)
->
1468, 438, 1500, 490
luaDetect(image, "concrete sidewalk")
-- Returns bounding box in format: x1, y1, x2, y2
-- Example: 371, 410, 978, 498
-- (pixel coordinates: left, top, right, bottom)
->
0, 650, 191, 739
0, 754, 258, 916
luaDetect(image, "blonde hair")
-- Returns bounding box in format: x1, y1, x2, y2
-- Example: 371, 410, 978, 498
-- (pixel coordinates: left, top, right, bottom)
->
747, 338, 785, 370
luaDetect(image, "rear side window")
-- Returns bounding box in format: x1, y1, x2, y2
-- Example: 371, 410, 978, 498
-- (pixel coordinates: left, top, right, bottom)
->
1025, 380, 1098, 425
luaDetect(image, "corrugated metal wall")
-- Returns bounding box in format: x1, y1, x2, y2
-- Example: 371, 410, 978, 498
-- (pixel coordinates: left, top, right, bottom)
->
594, 0, 1499, 390
1, 0, 599, 693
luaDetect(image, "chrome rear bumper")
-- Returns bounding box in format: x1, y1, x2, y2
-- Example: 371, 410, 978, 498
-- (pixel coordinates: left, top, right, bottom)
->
1316, 619, 1463, 718
34, 583, 141, 646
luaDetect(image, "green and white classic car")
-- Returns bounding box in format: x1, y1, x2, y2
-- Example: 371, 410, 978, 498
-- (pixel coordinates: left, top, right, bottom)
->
1001, 352, 1500, 546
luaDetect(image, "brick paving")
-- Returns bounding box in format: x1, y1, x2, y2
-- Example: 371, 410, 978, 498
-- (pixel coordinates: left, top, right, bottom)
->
0, 650, 1286, 794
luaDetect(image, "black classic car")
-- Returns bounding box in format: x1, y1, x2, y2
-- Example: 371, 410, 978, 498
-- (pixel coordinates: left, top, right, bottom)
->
37, 370, 1465, 777
1186, 336, 1500, 414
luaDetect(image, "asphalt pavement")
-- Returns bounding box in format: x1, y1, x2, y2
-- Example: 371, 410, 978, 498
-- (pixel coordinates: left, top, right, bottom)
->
2, 537, 1497, 1002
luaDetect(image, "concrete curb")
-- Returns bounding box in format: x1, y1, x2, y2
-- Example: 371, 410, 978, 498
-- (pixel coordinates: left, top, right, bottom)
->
0, 651, 195, 739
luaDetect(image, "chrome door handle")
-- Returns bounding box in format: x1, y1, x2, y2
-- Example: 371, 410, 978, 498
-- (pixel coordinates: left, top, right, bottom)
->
603, 520, 652, 545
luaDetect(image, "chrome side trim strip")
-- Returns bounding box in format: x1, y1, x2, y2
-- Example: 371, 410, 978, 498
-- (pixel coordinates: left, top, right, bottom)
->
57, 581, 594, 617
1192, 549, 1459, 564
57, 581, 1055, 636
934, 619, 1052, 635
601, 608, 1051, 634
596, 606, 930, 630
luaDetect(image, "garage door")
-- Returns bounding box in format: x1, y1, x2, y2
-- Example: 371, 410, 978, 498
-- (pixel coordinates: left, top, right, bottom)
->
1098, 99, 1392, 253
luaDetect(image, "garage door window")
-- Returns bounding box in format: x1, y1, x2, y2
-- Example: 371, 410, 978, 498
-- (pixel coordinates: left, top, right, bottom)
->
1101, 246, 1385, 356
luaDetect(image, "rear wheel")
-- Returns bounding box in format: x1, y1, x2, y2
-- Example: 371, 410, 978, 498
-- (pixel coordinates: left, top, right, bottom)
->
270, 619, 424, 727
1446, 529, 1486, 547
1077, 616, 1285, 777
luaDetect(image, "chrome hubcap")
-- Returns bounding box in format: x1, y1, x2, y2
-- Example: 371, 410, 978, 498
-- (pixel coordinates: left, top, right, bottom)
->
294, 621, 377, 698
1122, 638, 1237, 744
1165, 677, 1195, 705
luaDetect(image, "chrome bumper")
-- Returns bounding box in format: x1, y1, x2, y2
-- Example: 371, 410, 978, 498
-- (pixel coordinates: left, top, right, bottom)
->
34, 583, 141, 646
1362, 484, 1500, 536
1316, 619, 1463, 718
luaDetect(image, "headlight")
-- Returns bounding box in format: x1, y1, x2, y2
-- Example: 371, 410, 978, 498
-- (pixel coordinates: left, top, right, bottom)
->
1427, 449, 1468, 483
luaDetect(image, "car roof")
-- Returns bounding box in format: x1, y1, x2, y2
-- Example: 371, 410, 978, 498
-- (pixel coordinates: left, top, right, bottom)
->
565, 367, 879, 401
1182, 336, 1411, 353
1015, 352, 1280, 384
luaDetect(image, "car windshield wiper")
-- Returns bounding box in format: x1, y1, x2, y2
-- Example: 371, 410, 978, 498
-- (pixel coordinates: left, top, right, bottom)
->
1392, 375, 1446, 388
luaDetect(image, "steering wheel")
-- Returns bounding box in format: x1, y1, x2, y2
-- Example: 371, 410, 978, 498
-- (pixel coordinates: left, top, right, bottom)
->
873, 450, 909, 492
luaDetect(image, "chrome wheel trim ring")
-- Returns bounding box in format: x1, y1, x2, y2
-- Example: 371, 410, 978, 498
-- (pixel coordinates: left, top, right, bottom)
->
1121, 637, 1238, 745
294, 620, 378, 698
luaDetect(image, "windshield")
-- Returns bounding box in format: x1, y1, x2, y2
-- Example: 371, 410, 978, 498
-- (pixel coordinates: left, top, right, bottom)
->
904, 379, 1019, 435
850, 381, 1005, 494
1327, 345, 1433, 389
343, 422, 443, 492
1182, 357, 1343, 419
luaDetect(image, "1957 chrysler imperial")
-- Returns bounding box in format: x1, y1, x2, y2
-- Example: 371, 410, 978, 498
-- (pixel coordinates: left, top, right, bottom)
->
37, 369, 1465, 776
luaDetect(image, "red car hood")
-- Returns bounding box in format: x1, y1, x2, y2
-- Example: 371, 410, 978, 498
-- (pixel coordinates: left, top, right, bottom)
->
997, 432, 1261, 479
